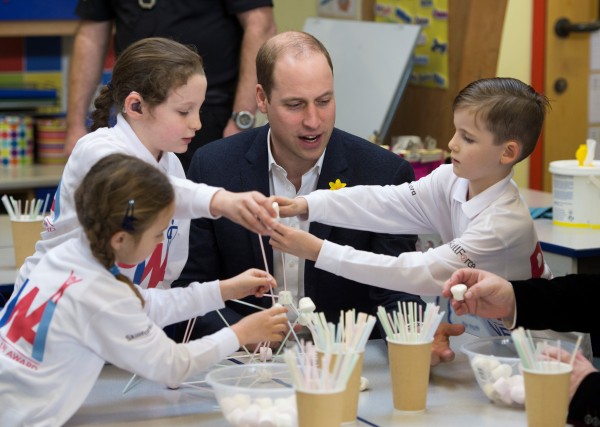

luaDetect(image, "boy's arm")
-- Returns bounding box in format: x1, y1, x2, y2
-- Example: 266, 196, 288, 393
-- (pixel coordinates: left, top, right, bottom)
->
303, 167, 445, 235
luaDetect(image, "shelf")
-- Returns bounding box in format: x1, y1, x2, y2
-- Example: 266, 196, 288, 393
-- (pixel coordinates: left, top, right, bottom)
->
0, 20, 78, 37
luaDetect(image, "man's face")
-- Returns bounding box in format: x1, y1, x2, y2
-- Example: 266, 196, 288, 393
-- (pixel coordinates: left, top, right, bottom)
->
257, 51, 335, 174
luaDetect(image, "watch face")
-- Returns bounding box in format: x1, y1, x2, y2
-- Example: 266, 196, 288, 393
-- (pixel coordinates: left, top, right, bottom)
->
235, 111, 254, 129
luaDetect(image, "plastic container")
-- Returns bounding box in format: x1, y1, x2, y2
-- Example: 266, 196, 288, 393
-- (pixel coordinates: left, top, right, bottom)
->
205, 363, 297, 427
461, 336, 524, 406
549, 160, 600, 228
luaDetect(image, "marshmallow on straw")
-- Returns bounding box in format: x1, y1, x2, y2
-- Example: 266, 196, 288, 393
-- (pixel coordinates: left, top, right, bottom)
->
376, 302, 444, 343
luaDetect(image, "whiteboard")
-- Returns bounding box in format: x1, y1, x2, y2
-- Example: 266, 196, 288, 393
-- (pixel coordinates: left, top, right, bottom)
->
303, 17, 421, 141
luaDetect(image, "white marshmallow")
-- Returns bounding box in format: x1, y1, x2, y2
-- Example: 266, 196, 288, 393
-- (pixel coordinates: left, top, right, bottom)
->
297, 313, 310, 326
450, 284, 467, 301
491, 363, 513, 381
258, 411, 276, 427
360, 376, 370, 391
510, 382, 525, 404
259, 346, 273, 362
277, 290, 293, 305
298, 297, 316, 313
272, 202, 280, 219
254, 397, 274, 409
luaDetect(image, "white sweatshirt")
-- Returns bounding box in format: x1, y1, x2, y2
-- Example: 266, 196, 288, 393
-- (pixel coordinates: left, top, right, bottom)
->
305, 164, 552, 295
15, 114, 221, 291
0, 233, 238, 426
300, 164, 596, 357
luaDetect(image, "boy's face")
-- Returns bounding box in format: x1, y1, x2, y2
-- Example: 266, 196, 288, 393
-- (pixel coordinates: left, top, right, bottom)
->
448, 108, 512, 196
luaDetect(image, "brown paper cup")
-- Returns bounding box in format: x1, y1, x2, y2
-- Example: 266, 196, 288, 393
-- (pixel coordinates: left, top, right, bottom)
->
387, 337, 433, 412
522, 362, 572, 427
11, 218, 43, 268
296, 387, 344, 427
318, 349, 364, 423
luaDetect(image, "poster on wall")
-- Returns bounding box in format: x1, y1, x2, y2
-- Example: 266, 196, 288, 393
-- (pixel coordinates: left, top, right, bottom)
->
375, 0, 449, 89
318, 0, 362, 20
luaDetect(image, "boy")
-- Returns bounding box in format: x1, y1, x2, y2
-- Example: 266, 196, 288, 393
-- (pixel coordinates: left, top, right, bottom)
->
271, 77, 591, 358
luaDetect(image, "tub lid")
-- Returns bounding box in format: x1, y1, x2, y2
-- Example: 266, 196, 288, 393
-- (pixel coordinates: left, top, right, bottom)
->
549, 160, 600, 176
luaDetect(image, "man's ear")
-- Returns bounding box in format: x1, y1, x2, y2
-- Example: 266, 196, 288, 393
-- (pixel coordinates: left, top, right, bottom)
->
256, 85, 269, 114
501, 140, 520, 165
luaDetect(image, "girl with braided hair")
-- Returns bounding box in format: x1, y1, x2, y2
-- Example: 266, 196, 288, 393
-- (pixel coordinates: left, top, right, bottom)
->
0, 154, 287, 426
15, 37, 278, 292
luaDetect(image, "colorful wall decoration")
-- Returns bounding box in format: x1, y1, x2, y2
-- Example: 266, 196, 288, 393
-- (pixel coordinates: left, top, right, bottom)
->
375, 0, 449, 89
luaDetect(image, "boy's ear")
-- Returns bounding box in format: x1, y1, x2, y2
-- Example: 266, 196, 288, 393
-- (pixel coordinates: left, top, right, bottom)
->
501, 140, 520, 165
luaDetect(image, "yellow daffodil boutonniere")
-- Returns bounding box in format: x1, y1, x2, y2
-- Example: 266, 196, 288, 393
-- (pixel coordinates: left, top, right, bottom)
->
329, 179, 347, 190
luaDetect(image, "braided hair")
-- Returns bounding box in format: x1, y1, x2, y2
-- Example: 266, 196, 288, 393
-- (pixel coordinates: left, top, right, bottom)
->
74, 153, 175, 305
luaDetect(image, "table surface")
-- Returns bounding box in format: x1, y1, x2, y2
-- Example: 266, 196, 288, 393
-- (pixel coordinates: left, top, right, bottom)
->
0, 164, 63, 191
65, 333, 537, 427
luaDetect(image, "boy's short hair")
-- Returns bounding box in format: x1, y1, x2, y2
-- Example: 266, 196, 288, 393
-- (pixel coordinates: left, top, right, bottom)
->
453, 77, 550, 162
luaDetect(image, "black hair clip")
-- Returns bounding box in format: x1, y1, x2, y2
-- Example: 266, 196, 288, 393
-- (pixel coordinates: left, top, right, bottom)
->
122, 199, 136, 231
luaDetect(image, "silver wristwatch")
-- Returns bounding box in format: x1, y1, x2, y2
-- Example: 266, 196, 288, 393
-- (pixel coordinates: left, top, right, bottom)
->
231, 111, 255, 130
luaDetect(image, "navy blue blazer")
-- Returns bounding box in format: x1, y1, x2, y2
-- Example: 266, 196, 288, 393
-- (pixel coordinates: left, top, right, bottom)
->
173, 125, 423, 339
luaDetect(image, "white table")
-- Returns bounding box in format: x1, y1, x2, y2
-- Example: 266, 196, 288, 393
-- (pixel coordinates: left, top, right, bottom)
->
64, 334, 535, 427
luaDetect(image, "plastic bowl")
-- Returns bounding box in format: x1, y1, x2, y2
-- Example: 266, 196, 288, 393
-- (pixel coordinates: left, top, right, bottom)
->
461, 336, 525, 406
205, 363, 297, 427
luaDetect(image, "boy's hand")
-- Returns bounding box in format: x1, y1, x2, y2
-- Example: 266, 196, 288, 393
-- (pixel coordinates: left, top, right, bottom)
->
232, 305, 289, 346
220, 268, 276, 301
273, 196, 309, 218
210, 190, 277, 235
269, 222, 323, 261
430, 322, 465, 366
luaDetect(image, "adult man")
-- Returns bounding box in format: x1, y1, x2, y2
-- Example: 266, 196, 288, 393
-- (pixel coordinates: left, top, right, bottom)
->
174, 31, 463, 362
65, 0, 276, 171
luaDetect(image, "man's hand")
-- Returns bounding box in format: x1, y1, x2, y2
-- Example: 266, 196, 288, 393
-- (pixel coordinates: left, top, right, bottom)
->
210, 190, 277, 235
430, 322, 465, 366
443, 268, 516, 320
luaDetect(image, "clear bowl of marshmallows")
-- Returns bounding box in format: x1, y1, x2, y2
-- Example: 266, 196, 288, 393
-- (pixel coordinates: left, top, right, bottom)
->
461, 336, 525, 406
206, 363, 297, 427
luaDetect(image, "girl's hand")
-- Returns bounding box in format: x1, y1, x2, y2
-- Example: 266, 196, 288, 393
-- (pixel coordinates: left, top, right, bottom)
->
232, 305, 289, 346
273, 196, 308, 218
220, 268, 276, 301
269, 222, 323, 261
210, 190, 277, 236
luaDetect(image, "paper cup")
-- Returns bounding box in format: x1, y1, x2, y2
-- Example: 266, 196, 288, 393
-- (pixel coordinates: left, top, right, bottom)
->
11, 218, 43, 267
522, 362, 572, 427
296, 387, 344, 427
387, 337, 433, 412
318, 349, 364, 423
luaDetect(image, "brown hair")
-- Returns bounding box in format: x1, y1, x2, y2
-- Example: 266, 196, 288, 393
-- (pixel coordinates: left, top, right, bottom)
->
453, 77, 551, 162
74, 153, 175, 306
256, 31, 333, 101
90, 37, 204, 131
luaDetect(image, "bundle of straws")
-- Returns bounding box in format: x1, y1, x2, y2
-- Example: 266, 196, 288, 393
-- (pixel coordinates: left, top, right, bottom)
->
2, 194, 50, 221
376, 301, 444, 343
283, 340, 360, 391
510, 327, 583, 371
303, 309, 377, 354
